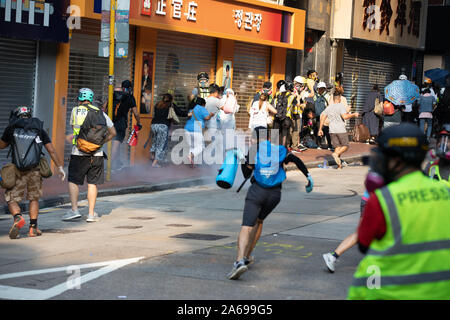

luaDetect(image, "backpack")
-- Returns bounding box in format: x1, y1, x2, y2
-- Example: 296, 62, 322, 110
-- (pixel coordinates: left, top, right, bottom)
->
275, 93, 289, 120
76, 105, 108, 154
10, 118, 44, 171
223, 95, 237, 114
253, 141, 287, 188
113, 90, 125, 122
374, 97, 384, 116
314, 94, 328, 116
383, 101, 395, 116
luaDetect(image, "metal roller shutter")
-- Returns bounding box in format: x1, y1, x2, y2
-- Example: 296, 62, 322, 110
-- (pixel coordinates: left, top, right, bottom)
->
154, 30, 216, 126
342, 40, 413, 131
232, 41, 271, 130
65, 18, 135, 162
0, 37, 37, 164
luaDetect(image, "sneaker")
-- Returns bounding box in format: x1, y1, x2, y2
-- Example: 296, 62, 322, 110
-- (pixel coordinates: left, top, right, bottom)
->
243, 256, 255, 266
62, 209, 81, 221
227, 261, 248, 280
28, 226, 42, 237
86, 213, 100, 223
341, 161, 348, 167
9, 215, 25, 239
323, 253, 337, 273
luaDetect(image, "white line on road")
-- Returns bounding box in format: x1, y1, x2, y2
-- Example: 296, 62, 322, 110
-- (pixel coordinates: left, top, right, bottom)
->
0, 256, 144, 300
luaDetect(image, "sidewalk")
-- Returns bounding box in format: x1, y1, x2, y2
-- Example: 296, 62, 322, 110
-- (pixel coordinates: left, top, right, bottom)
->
0, 142, 373, 214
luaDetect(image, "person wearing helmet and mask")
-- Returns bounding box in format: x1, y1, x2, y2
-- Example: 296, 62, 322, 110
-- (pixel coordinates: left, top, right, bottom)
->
63, 88, 117, 223
289, 76, 308, 151
425, 124, 450, 187
314, 81, 332, 150
274, 81, 297, 149
111, 80, 142, 170
348, 123, 450, 300
0, 106, 65, 239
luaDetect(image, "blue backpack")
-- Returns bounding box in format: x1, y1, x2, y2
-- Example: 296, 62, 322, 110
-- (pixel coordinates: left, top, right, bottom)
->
254, 141, 287, 188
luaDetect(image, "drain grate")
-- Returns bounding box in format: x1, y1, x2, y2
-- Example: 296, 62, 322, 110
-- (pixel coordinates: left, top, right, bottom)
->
115, 226, 143, 229
41, 229, 86, 234
166, 224, 192, 227
129, 217, 155, 220
171, 233, 228, 241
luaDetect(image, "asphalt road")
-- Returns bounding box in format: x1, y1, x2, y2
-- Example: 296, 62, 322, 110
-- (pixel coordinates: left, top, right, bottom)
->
0, 164, 368, 300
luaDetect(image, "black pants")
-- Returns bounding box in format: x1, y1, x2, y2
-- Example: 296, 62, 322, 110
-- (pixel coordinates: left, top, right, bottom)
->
272, 118, 291, 148
315, 117, 332, 149
242, 183, 281, 227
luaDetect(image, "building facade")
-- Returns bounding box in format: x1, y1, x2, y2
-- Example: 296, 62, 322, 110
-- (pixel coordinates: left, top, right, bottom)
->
330, 0, 428, 129
0, 0, 69, 165
58, 0, 306, 164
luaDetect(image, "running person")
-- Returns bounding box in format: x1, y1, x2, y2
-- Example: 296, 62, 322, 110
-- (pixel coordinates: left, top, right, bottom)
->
227, 126, 314, 280
322, 190, 370, 272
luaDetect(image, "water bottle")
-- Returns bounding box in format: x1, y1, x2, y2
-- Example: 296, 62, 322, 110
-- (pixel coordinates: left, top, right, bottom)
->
323, 159, 329, 169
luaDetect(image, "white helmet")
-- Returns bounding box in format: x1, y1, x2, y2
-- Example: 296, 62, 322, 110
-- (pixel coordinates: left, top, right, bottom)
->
317, 82, 327, 89
293, 76, 306, 84
399, 74, 408, 80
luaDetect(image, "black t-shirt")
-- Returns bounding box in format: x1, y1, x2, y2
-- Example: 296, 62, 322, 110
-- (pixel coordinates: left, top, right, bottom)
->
1, 119, 51, 146
113, 91, 137, 122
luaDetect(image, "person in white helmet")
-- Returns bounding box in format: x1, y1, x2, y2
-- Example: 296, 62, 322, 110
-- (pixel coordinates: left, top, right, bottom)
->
399, 74, 415, 123
290, 76, 309, 151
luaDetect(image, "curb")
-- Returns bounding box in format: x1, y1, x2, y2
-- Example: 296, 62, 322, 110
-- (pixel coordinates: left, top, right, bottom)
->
286, 153, 368, 171
1, 153, 369, 215
1, 177, 208, 215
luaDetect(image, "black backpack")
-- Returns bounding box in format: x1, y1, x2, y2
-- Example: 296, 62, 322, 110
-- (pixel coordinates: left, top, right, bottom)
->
76, 105, 108, 154
10, 118, 44, 171
113, 90, 125, 122
275, 93, 289, 120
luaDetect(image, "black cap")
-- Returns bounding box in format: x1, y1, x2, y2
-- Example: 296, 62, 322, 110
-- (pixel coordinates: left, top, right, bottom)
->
285, 81, 294, 92
377, 123, 428, 165
263, 81, 272, 89
197, 72, 209, 81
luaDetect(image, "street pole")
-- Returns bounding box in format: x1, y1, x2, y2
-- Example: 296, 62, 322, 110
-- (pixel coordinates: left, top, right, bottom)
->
107, 0, 115, 182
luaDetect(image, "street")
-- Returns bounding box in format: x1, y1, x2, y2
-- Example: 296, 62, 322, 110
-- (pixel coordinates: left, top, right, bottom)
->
0, 165, 367, 300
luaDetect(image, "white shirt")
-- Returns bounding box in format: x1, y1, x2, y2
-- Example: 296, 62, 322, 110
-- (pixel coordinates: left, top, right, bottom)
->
249, 101, 270, 129
70, 107, 114, 157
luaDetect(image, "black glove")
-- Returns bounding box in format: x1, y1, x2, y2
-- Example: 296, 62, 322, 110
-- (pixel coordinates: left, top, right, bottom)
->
137, 124, 143, 130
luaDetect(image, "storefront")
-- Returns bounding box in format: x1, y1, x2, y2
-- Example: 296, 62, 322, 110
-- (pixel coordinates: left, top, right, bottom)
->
68, 0, 306, 164
331, 0, 428, 130
0, 0, 69, 164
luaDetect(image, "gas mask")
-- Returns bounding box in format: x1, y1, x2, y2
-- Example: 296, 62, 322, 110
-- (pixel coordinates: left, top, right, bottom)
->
198, 79, 209, 89
364, 149, 402, 193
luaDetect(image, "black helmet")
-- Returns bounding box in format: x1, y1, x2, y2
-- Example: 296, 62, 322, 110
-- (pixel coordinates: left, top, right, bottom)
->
14, 106, 32, 118
122, 80, 133, 89
197, 72, 209, 81
284, 81, 294, 92
276, 80, 286, 90
377, 123, 428, 165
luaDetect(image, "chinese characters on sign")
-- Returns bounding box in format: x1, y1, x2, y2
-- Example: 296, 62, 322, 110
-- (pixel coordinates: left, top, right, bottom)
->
233, 9, 262, 32
361, 0, 420, 38
145, 0, 197, 21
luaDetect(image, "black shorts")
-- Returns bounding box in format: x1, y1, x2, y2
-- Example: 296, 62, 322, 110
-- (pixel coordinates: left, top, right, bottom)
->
113, 117, 128, 143
242, 183, 281, 227
68, 155, 105, 186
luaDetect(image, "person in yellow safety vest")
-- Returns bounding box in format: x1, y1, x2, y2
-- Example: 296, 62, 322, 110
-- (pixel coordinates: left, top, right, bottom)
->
62, 88, 117, 223
288, 76, 308, 152
279, 81, 298, 150
348, 123, 450, 300
426, 124, 450, 187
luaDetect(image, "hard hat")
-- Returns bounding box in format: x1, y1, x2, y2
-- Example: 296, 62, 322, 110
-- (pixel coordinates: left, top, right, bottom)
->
399, 74, 408, 80
78, 88, 94, 102
317, 81, 327, 89
14, 106, 32, 118
377, 123, 428, 165
276, 80, 286, 90
293, 76, 306, 84
197, 72, 209, 81
424, 78, 432, 84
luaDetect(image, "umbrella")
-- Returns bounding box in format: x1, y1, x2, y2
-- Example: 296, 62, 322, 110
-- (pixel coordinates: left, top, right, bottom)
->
424, 68, 450, 87
384, 80, 420, 105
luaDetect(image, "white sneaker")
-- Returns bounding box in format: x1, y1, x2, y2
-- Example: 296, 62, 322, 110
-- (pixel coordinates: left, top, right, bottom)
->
323, 253, 337, 273
62, 209, 81, 221
86, 213, 100, 223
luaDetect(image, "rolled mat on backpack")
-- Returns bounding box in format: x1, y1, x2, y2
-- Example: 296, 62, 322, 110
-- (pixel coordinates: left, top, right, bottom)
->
216, 149, 244, 189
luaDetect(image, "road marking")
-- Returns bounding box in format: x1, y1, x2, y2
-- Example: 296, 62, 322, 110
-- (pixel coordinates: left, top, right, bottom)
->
0, 256, 144, 300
